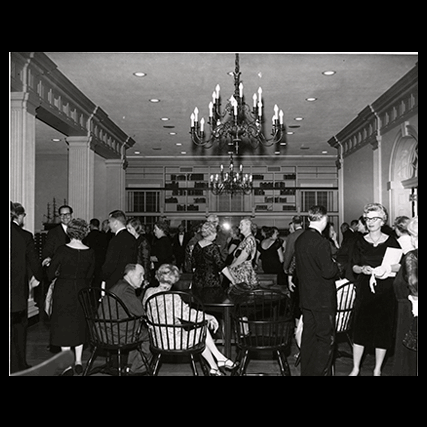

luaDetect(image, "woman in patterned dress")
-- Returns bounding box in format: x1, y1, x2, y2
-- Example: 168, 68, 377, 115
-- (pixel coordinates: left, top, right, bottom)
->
143, 264, 236, 375
223, 218, 259, 289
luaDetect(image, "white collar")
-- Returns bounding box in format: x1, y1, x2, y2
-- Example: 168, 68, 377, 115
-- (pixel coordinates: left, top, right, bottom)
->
61, 223, 68, 232
115, 226, 126, 235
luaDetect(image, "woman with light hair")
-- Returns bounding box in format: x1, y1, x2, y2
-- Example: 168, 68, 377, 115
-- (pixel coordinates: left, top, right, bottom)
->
143, 264, 236, 375
350, 203, 402, 376
222, 218, 259, 290
190, 221, 225, 289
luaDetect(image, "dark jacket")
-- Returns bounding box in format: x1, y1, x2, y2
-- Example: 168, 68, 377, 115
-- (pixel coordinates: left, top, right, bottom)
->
295, 227, 339, 312
101, 229, 137, 290
42, 223, 70, 261
10, 222, 43, 312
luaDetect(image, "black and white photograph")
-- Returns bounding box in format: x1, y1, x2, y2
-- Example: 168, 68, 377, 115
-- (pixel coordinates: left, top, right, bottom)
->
10, 52, 417, 375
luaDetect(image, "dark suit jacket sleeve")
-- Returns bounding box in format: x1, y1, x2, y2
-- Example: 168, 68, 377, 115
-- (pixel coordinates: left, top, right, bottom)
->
23, 230, 43, 281
318, 237, 339, 280
101, 238, 119, 282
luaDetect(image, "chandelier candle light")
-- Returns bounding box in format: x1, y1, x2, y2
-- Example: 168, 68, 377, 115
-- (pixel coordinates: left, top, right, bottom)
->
190, 53, 286, 154
210, 154, 253, 196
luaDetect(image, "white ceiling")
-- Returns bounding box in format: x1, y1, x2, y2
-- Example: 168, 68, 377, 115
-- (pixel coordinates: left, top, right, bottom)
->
39, 52, 418, 158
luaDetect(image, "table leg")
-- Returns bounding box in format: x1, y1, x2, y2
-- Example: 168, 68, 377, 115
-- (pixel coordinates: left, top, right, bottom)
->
223, 306, 232, 359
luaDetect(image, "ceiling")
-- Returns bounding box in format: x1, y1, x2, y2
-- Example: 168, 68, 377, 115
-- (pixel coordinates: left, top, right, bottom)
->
38, 52, 418, 158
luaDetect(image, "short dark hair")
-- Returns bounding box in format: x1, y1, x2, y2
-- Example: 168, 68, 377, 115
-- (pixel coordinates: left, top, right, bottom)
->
58, 205, 73, 215
154, 219, 169, 234
292, 215, 303, 225
67, 218, 89, 241
308, 205, 327, 222
89, 218, 100, 228
10, 202, 25, 221
109, 210, 127, 225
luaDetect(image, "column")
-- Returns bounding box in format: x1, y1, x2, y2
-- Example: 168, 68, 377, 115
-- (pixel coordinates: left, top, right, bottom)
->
66, 136, 94, 221
10, 92, 38, 233
105, 159, 126, 214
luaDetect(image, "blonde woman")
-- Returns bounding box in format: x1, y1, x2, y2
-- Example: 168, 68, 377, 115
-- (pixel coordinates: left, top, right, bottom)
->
350, 203, 402, 376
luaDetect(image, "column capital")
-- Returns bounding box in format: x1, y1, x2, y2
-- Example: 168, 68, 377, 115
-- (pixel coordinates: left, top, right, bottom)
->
10, 91, 39, 116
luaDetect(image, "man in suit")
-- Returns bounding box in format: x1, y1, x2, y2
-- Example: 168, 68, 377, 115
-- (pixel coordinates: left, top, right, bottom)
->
41, 205, 73, 267
101, 210, 137, 290
172, 223, 190, 272
295, 205, 339, 376
99, 264, 151, 374
10, 202, 43, 373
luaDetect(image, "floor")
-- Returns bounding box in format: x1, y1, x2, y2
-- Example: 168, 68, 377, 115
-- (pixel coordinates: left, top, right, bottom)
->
23, 318, 396, 376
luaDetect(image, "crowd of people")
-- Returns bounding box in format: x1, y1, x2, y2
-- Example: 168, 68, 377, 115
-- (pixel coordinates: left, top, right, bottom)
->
10, 201, 417, 376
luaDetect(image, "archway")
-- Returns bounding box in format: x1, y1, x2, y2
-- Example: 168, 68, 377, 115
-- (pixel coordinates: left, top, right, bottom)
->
389, 125, 418, 220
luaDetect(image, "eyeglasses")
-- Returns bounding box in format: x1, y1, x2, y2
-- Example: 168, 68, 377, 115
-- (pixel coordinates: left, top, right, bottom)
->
59, 213, 71, 217
363, 216, 382, 223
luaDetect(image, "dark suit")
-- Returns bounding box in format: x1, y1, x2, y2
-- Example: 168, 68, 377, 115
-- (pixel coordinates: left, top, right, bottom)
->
10, 222, 43, 373
295, 227, 339, 376
172, 232, 190, 270
83, 229, 108, 287
99, 279, 150, 373
101, 229, 137, 290
41, 223, 70, 261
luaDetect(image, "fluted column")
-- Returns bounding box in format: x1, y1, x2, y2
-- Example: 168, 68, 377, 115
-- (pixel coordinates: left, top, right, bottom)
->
10, 92, 38, 233
105, 159, 126, 214
66, 136, 94, 221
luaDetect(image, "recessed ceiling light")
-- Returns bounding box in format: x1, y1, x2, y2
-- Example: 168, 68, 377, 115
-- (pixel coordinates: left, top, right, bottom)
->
176, 142, 182, 146
134, 151, 140, 155
294, 117, 304, 121
287, 131, 294, 135
133, 72, 146, 77
322, 70, 336, 76
306, 97, 317, 102
161, 117, 170, 121
275, 151, 280, 155
280, 142, 287, 146
51, 138, 61, 142
169, 132, 176, 135
149, 98, 160, 103
322, 150, 328, 154
181, 151, 187, 155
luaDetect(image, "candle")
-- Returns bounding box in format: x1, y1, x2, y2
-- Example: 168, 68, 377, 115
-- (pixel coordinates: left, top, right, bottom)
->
239, 82, 243, 98
253, 93, 257, 108
190, 113, 195, 127
279, 109, 284, 125
212, 91, 216, 104
215, 84, 220, 99
220, 164, 224, 172
194, 107, 199, 122
200, 117, 205, 132
210, 174, 214, 182
209, 102, 213, 117
274, 104, 279, 121
258, 102, 263, 117
258, 87, 262, 102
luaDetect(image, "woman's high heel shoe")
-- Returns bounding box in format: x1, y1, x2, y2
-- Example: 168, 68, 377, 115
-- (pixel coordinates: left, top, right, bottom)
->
217, 359, 237, 371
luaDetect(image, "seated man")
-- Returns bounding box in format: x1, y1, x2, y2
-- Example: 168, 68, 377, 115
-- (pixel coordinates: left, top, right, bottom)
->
99, 263, 151, 374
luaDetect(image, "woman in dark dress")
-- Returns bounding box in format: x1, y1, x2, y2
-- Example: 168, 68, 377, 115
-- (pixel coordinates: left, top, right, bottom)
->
150, 219, 174, 273
350, 203, 402, 376
393, 216, 418, 376
258, 226, 284, 275
47, 219, 95, 375
191, 222, 225, 289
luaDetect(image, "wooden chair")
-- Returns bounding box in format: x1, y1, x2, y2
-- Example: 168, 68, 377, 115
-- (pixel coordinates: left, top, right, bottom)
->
78, 287, 151, 376
333, 281, 356, 373
144, 291, 208, 376
11, 350, 74, 376
232, 289, 293, 376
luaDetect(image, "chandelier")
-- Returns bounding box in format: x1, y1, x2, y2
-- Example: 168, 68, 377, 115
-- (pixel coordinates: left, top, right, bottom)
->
210, 154, 253, 195
190, 53, 286, 155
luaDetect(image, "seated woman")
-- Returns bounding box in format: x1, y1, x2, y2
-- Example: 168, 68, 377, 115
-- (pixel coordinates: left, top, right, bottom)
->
143, 264, 236, 376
